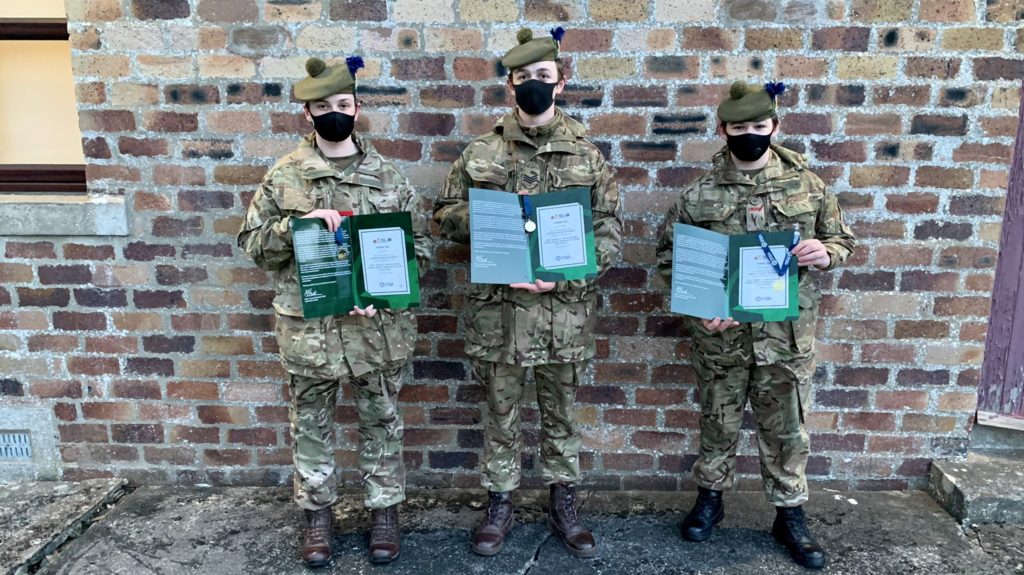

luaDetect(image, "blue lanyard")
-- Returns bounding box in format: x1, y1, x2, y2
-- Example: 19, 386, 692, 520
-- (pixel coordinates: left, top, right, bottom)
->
522, 195, 534, 220
756, 228, 801, 276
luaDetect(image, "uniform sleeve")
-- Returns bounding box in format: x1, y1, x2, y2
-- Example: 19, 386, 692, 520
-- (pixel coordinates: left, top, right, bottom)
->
237, 177, 294, 271
432, 151, 472, 244
398, 174, 433, 278
813, 180, 856, 271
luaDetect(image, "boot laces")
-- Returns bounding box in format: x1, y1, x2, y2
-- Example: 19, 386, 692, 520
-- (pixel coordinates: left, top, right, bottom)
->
559, 488, 581, 526
695, 491, 718, 520
486, 493, 508, 522
372, 508, 397, 538
782, 508, 811, 541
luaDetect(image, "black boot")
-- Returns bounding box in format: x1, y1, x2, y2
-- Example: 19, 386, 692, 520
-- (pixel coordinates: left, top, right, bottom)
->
772, 506, 826, 569
680, 487, 723, 542
472, 491, 515, 556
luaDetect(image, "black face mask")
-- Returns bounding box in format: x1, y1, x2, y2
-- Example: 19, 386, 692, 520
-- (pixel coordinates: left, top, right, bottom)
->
311, 111, 355, 142
726, 132, 772, 162
513, 79, 557, 115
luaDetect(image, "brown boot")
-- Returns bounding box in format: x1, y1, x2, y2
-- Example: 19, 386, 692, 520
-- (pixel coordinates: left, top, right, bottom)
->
548, 483, 597, 558
369, 504, 400, 564
471, 491, 515, 556
301, 508, 333, 567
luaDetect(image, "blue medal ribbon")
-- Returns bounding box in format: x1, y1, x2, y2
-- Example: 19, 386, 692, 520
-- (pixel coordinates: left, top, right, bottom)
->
521, 195, 535, 232
757, 228, 801, 276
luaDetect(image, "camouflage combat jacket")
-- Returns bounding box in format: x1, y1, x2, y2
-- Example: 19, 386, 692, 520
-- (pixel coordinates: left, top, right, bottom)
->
238, 132, 432, 376
433, 109, 622, 366
656, 144, 855, 366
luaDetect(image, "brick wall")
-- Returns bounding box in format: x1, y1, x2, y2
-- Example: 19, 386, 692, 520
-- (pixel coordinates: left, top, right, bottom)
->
1, 0, 1021, 490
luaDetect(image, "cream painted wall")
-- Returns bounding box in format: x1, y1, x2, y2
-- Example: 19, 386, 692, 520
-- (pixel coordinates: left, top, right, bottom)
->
3, 0, 67, 18
0, 0, 84, 164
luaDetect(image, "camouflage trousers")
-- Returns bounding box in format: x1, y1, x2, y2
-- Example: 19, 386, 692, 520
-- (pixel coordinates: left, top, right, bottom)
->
289, 363, 407, 511
691, 352, 813, 507
473, 359, 586, 492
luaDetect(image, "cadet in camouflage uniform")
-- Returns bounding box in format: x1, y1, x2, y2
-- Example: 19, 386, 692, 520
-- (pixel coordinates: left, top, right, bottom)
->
237, 55, 430, 567
656, 81, 855, 570
433, 27, 621, 559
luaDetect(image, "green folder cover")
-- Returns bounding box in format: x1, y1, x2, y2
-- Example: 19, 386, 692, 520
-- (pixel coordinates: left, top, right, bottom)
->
468, 187, 597, 284
291, 212, 419, 319
670, 223, 798, 322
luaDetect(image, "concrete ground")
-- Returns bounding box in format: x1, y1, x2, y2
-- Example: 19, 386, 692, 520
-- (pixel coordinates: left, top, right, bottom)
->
5, 484, 1022, 575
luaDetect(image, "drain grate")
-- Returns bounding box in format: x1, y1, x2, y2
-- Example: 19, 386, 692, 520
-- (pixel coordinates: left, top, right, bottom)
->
0, 431, 32, 460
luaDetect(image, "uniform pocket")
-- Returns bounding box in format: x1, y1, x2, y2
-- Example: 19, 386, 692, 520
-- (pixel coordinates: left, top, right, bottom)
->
790, 289, 819, 354
464, 289, 506, 348
771, 193, 818, 231
275, 314, 328, 367
277, 186, 317, 214
366, 188, 402, 214
465, 159, 509, 189
548, 164, 599, 189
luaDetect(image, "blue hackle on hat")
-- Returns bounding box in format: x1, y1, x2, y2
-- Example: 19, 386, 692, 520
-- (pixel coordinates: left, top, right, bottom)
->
346, 56, 365, 77
550, 26, 565, 42
764, 81, 786, 100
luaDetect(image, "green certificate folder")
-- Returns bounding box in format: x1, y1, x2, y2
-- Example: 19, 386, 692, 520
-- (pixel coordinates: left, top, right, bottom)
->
291, 212, 420, 319
469, 187, 598, 284
670, 223, 798, 322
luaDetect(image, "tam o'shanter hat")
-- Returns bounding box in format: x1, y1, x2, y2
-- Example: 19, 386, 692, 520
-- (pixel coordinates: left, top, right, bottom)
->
501, 27, 565, 70
717, 81, 786, 123
294, 56, 365, 102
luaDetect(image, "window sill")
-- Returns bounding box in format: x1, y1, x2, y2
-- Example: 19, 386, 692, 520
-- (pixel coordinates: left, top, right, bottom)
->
0, 194, 128, 236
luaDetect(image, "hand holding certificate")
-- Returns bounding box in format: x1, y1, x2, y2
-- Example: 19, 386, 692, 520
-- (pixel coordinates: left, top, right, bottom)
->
469, 187, 598, 285
670, 223, 799, 322
291, 211, 420, 319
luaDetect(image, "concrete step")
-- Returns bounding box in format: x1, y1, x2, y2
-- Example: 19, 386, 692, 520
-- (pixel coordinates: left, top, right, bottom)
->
929, 452, 1024, 525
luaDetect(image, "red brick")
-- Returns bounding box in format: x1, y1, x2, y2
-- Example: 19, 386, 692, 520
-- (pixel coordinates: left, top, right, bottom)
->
227, 428, 277, 446
17, 288, 70, 307
5, 241, 56, 259
112, 380, 162, 400
843, 411, 892, 429
204, 449, 251, 466
860, 344, 916, 364
604, 409, 656, 426
53, 311, 107, 331
934, 296, 992, 317
59, 423, 108, 443
32, 380, 83, 398
632, 431, 686, 451
111, 423, 163, 443
28, 334, 79, 352
64, 244, 116, 260
79, 110, 136, 131
603, 453, 654, 471
938, 247, 997, 269
144, 111, 199, 132
635, 388, 689, 405
68, 356, 120, 376
885, 193, 939, 214
198, 406, 250, 425
834, 367, 889, 386
872, 84, 929, 106
561, 28, 612, 51
594, 363, 646, 384
170, 425, 219, 444
681, 28, 737, 50
781, 113, 832, 135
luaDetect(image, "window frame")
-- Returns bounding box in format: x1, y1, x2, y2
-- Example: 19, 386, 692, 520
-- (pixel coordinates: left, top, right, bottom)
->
0, 17, 87, 195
